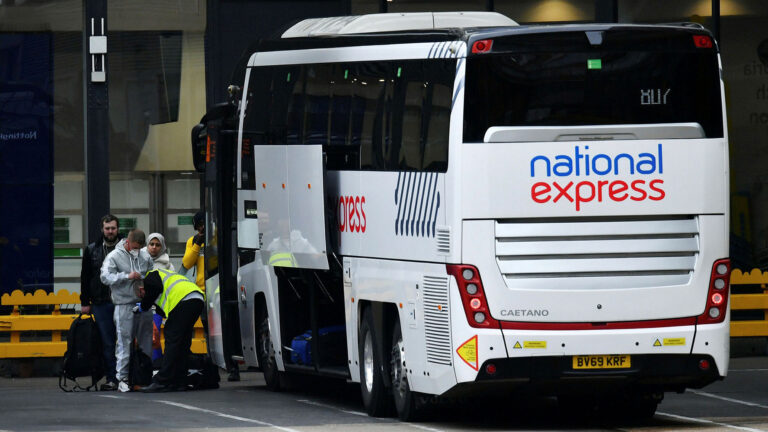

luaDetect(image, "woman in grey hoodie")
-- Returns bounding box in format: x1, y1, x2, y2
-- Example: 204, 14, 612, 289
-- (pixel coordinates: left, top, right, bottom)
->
144, 232, 175, 271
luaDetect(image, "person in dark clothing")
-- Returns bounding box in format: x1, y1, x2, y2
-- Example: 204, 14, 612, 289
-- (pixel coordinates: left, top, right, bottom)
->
80, 214, 121, 391
136, 269, 205, 392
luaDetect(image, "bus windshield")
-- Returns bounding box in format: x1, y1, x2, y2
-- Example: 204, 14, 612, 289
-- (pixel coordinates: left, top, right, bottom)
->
463, 28, 724, 142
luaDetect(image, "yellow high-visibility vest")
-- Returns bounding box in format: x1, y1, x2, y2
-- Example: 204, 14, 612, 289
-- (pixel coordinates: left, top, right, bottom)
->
146, 268, 203, 316
268, 251, 297, 267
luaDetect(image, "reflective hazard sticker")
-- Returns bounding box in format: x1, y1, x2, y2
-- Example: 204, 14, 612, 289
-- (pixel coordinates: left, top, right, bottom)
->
513, 341, 522, 349
663, 338, 686, 346
653, 339, 662, 347
523, 341, 546, 349
457, 335, 478, 371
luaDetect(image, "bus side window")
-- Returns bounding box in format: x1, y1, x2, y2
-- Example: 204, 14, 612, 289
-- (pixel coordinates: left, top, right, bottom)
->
328, 64, 359, 170
304, 64, 332, 145
422, 60, 452, 172
395, 61, 425, 171
286, 66, 305, 145
351, 62, 389, 170
267, 65, 300, 145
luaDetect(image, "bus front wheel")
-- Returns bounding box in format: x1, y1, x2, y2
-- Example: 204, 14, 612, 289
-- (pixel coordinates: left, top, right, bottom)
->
256, 314, 282, 391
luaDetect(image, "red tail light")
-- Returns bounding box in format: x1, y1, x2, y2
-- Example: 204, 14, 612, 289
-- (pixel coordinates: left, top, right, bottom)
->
693, 35, 713, 48
471, 39, 493, 54
447, 264, 499, 328
698, 258, 730, 324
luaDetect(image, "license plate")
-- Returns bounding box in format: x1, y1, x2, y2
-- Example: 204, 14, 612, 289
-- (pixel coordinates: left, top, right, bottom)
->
572, 355, 631, 369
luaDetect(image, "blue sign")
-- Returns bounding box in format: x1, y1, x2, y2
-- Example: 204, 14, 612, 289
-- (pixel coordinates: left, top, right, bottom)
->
0, 33, 53, 296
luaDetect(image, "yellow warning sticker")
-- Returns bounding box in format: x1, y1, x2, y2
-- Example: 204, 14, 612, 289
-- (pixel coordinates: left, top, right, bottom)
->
523, 341, 546, 349
457, 335, 478, 371
653, 339, 662, 347
513, 341, 522, 349
663, 338, 686, 346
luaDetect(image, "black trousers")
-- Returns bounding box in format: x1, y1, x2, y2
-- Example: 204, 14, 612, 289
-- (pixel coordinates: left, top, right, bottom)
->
153, 299, 204, 386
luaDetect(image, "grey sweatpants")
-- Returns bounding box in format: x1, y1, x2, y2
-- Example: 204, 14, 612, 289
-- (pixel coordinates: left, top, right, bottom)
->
114, 304, 153, 382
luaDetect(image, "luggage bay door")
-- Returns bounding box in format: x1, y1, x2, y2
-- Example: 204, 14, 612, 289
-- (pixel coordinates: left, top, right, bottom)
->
254, 145, 329, 270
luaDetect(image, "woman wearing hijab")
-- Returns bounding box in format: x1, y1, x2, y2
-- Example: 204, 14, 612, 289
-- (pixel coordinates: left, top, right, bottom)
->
144, 233, 175, 271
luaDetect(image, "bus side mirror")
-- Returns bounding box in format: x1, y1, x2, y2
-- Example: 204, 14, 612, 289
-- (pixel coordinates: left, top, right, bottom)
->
191, 121, 206, 173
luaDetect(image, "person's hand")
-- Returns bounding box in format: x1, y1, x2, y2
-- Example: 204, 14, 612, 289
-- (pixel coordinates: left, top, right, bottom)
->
193, 233, 204, 246
132, 302, 143, 314
128, 271, 141, 280
81, 305, 91, 315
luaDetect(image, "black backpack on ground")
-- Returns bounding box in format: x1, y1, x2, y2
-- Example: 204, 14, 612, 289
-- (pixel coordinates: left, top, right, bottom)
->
185, 354, 220, 390
128, 340, 153, 390
58, 314, 104, 392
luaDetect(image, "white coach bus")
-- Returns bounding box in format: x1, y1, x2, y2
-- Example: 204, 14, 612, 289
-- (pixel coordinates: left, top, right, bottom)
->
194, 12, 730, 420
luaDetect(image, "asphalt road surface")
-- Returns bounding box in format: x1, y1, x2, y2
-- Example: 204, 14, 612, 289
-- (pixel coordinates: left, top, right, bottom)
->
1, 357, 767, 431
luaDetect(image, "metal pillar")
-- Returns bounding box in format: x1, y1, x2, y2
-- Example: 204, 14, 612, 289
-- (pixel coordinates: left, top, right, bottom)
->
83, 0, 110, 243
595, 0, 618, 23
712, 0, 720, 43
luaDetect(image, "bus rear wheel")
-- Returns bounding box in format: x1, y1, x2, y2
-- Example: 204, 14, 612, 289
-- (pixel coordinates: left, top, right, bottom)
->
391, 318, 425, 421
359, 309, 392, 417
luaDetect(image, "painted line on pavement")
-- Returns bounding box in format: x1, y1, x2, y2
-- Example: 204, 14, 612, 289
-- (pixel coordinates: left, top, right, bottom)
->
97, 395, 123, 399
296, 399, 445, 432
689, 389, 768, 410
657, 411, 764, 432
296, 399, 369, 417
158, 400, 302, 432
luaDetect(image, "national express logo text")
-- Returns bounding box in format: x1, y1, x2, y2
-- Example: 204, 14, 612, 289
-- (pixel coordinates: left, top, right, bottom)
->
530, 144, 665, 211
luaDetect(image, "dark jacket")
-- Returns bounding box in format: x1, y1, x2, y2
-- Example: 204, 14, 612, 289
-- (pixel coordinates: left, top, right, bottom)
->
80, 234, 122, 306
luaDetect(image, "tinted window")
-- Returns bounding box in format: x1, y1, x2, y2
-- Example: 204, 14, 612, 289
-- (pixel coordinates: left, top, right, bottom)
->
243, 58, 455, 173
464, 30, 724, 141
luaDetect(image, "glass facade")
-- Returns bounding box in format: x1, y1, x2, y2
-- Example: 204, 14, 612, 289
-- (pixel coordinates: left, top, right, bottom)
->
1, 0, 768, 298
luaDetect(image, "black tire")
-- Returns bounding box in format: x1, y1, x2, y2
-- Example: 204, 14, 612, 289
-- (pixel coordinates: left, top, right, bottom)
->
256, 312, 282, 391
359, 308, 392, 417
391, 318, 426, 421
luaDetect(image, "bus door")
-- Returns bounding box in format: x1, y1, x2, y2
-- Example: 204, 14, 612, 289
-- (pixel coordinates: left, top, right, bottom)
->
253, 145, 330, 270
192, 103, 243, 369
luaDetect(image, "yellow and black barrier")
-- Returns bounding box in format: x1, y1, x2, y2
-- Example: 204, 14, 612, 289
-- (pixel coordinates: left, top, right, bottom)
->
730, 269, 768, 337
0, 289, 206, 359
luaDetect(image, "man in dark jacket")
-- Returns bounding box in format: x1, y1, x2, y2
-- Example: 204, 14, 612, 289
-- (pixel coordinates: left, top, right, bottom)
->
80, 214, 121, 390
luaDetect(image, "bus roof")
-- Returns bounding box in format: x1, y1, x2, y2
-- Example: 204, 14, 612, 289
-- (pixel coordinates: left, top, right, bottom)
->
281, 12, 518, 38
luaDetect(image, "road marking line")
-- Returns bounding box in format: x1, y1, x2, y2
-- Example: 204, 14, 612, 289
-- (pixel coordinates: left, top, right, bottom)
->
97, 395, 124, 399
158, 400, 302, 432
296, 399, 445, 432
657, 411, 765, 432
403, 423, 445, 432
296, 399, 369, 417
689, 389, 768, 409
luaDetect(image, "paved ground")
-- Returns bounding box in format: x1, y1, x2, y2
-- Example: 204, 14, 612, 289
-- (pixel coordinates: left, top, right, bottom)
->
1, 357, 768, 431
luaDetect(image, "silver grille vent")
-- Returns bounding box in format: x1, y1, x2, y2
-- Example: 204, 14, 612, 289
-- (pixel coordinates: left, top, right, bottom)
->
423, 275, 451, 366
436, 226, 451, 255
495, 216, 699, 290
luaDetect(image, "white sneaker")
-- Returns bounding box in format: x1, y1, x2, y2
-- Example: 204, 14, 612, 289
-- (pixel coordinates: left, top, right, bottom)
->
118, 381, 130, 393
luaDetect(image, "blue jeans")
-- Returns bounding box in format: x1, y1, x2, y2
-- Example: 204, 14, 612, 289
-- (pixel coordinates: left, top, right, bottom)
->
92, 302, 117, 383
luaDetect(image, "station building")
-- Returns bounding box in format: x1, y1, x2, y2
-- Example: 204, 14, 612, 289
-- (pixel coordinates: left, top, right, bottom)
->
0, 0, 766, 297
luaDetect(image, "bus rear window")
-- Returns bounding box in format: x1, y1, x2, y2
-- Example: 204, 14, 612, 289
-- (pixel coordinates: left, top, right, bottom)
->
463, 30, 724, 141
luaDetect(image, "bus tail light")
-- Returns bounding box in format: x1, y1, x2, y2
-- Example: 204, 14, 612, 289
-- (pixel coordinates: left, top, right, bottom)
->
447, 264, 499, 328
698, 258, 730, 324
471, 39, 493, 54
693, 35, 713, 48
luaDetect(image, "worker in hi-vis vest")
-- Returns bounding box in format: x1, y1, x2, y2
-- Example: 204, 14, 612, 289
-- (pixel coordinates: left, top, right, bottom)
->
134, 268, 204, 392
